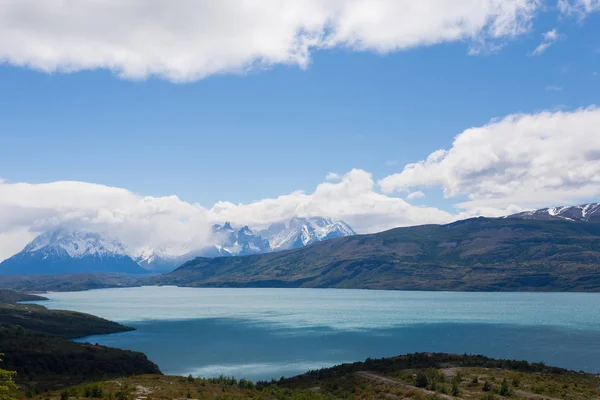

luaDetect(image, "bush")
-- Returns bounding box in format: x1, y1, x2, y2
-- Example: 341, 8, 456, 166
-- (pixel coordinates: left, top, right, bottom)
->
500, 378, 511, 396
482, 381, 492, 392
415, 372, 429, 388
451, 380, 461, 397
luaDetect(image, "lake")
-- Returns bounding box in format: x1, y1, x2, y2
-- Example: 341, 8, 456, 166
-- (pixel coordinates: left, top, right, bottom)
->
36, 286, 600, 381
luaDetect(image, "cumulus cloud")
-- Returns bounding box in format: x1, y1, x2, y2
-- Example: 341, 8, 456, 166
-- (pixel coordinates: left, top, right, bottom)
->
0, 0, 540, 81
4, 107, 600, 262
379, 107, 600, 215
0, 171, 454, 262
531, 29, 559, 55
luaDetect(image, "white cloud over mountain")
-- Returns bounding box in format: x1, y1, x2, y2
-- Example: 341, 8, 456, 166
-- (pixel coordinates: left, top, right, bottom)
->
0, 0, 541, 82
2, 106, 600, 262
0, 171, 454, 262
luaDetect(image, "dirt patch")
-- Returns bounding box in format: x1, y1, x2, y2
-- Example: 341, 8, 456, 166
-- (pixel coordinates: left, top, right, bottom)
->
354, 371, 453, 400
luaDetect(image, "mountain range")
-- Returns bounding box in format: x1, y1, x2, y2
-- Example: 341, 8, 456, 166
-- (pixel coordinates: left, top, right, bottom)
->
149, 202, 600, 291
0, 217, 356, 275
0, 230, 147, 275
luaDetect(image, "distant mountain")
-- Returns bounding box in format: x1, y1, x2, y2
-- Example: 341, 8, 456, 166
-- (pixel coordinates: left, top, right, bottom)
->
0, 217, 356, 274
0, 230, 147, 275
508, 202, 600, 222
149, 216, 600, 292
259, 217, 356, 251
209, 222, 271, 256
132, 247, 184, 273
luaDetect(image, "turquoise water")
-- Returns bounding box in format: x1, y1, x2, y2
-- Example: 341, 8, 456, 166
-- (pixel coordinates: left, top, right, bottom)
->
37, 286, 600, 380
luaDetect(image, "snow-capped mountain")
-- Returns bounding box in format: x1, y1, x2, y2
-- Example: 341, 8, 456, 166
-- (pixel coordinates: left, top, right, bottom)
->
0, 229, 147, 275
0, 217, 356, 275
132, 247, 183, 273
508, 202, 600, 222
209, 222, 271, 256
259, 217, 356, 251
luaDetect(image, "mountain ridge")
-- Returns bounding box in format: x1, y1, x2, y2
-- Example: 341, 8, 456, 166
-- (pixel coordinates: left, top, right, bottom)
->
149, 214, 600, 292
0, 217, 356, 274
0, 230, 147, 275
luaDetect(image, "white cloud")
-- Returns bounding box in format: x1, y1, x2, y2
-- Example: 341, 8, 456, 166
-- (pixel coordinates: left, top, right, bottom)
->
4, 107, 600, 262
0, 171, 455, 262
379, 106, 600, 215
406, 191, 426, 200
558, 0, 600, 16
531, 28, 559, 55
545, 85, 563, 91
0, 0, 540, 82
325, 172, 342, 182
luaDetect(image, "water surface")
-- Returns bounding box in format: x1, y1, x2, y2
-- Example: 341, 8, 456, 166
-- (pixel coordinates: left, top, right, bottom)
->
37, 286, 600, 380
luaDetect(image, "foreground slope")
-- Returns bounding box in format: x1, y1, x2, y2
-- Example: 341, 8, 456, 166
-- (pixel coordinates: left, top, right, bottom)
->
29, 353, 600, 399
151, 217, 600, 291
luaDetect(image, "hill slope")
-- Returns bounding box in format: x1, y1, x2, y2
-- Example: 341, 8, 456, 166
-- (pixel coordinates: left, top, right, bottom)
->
0, 293, 160, 391
28, 353, 600, 400
150, 217, 600, 291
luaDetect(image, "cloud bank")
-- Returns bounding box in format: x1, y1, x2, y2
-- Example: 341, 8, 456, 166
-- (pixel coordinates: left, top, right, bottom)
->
2, 107, 600, 262
0, 171, 454, 262
379, 107, 600, 215
0, 0, 541, 82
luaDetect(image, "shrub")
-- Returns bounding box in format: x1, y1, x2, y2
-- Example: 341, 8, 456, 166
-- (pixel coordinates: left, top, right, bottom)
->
500, 378, 511, 396
415, 372, 429, 388
482, 381, 492, 392
451, 380, 461, 397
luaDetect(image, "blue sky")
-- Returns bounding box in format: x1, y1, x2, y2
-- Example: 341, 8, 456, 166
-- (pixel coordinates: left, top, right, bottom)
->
0, 1, 599, 259
1, 5, 597, 208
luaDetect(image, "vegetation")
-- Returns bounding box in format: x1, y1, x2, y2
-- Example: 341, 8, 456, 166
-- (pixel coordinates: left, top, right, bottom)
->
0, 289, 47, 304
0, 274, 142, 293
275, 353, 600, 399
0, 355, 17, 400
0, 324, 160, 392
149, 218, 600, 291
0, 302, 133, 339
0, 292, 160, 393
24, 353, 600, 400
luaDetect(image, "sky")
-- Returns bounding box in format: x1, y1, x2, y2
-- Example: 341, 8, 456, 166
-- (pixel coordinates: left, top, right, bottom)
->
0, 0, 599, 260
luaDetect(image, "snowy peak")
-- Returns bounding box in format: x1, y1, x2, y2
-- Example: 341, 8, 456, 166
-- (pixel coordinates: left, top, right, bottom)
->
209, 223, 271, 256
508, 202, 600, 222
1, 229, 147, 275
22, 229, 129, 259
260, 217, 356, 251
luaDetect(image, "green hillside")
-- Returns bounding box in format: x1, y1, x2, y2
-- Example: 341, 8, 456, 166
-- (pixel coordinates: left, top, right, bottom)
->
150, 218, 600, 291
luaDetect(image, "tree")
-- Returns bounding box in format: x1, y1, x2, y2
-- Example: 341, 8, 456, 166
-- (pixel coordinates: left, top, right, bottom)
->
0, 355, 18, 400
